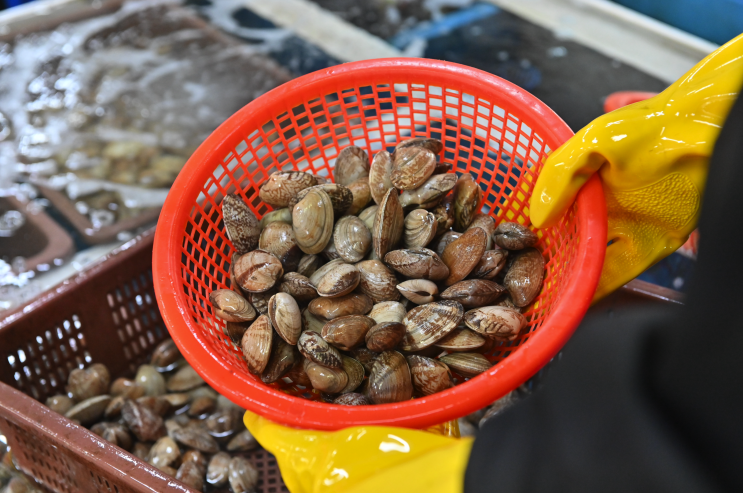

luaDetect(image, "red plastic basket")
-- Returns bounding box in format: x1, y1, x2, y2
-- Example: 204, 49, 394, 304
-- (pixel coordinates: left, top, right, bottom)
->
153, 58, 607, 431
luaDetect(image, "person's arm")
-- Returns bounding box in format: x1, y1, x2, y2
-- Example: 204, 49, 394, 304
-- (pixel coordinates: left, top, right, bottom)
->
466, 74, 743, 493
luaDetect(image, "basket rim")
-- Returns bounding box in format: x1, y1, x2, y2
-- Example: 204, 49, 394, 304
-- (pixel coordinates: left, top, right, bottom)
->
153, 58, 607, 430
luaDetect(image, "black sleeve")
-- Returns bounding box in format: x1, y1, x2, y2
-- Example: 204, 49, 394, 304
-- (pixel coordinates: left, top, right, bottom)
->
465, 91, 743, 493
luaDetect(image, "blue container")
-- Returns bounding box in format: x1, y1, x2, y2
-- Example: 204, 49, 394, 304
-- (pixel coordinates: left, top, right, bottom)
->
612, 0, 743, 45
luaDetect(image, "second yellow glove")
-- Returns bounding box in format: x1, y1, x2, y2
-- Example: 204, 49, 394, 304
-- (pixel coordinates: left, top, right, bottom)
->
244, 411, 473, 493
530, 34, 743, 300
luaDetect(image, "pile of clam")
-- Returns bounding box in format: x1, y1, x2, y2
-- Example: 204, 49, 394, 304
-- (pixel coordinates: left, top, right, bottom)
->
43, 340, 261, 493
214, 138, 545, 405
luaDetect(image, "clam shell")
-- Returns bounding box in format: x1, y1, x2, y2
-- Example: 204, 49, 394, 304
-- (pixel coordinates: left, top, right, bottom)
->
431, 194, 455, 235
314, 174, 330, 185
333, 393, 370, 405
167, 365, 205, 392
334, 215, 372, 263
297, 330, 342, 368
504, 248, 545, 307
279, 272, 318, 302
204, 407, 242, 437
176, 461, 205, 490
365, 322, 406, 352
46, 395, 74, 414
149, 436, 181, 471
346, 179, 372, 215
440, 279, 506, 308
356, 260, 400, 302
259, 208, 292, 229
261, 337, 296, 384
285, 357, 312, 387
369, 150, 393, 205
171, 424, 220, 454
308, 258, 344, 287
240, 315, 273, 374
162, 393, 190, 409
222, 194, 260, 254
372, 188, 404, 259
308, 292, 373, 320
65, 395, 112, 425
121, 399, 165, 442
358, 205, 378, 230
441, 227, 488, 285
400, 300, 463, 351
440, 353, 492, 378
321, 315, 375, 351
368, 301, 407, 324
302, 307, 327, 333
469, 249, 508, 280
209, 289, 257, 323
305, 360, 348, 393
323, 237, 341, 261
223, 319, 242, 347
297, 253, 322, 277
406, 355, 453, 396
316, 263, 360, 297
467, 213, 496, 249
464, 305, 527, 341
259, 221, 303, 272
259, 171, 317, 208
268, 293, 302, 345
494, 222, 539, 250
139, 395, 173, 416
228, 457, 259, 493
335, 145, 370, 186
94, 422, 132, 450
182, 449, 207, 469
247, 288, 275, 315
207, 452, 231, 487
150, 339, 181, 371
227, 429, 259, 452
403, 209, 437, 248
233, 250, 284, 293
391, 147, 436, 190
452, 173, 482, 231
396, 279, 438, 304
399, 173, 457, 208
350, 347, 378, 373
368, 350, 412, 404
394, 137, 444, 155
433, 230, 462, 256
434, 327, 486, 352
67, 363, 110, 401
340, 356, 365, 393
135, 364, 166, 396
384, 248, 449, 281
292, 188, 334, 254
291, 183, 353, 216
110, 378, 145, 399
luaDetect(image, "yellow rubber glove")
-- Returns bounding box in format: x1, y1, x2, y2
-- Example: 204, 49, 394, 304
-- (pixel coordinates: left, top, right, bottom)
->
244, 412, 473, 493
530, 34, 743, 300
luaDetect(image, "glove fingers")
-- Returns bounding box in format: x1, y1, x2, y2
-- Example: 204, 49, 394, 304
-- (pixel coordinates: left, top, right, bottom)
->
530, 145, 607, 228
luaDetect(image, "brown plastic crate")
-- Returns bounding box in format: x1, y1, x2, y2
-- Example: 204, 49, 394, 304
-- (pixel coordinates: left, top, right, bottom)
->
0, 229, 287, 493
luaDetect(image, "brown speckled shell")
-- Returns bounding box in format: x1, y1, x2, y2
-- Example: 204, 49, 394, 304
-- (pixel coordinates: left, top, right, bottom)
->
441, 228, 488, 286
400, 300, 463, 351
504, 248, 545, 307
222, 194, 260, 254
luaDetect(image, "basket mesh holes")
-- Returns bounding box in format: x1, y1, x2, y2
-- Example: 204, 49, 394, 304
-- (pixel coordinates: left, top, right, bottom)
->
109, 270, 167, 373
3, 420, 77, 492
4, 314, 87, 401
